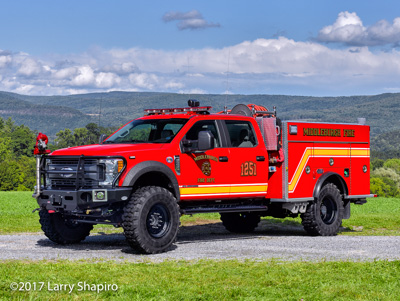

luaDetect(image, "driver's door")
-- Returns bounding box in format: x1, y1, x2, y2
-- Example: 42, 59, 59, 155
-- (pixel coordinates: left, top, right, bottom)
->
179, 120, 230, 201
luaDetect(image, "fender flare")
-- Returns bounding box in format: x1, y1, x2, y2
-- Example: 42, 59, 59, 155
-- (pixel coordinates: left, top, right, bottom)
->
313, 172, 348, 199
122, 161, 180, 200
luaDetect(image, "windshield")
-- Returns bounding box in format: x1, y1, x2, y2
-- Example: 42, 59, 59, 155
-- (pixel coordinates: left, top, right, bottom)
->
104, 118, 188, 144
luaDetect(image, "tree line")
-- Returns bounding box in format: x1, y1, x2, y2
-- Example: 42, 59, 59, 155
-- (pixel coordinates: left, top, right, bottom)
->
0, 117, 117, 191
0, 116, 399, 197
370, 158, 400, 197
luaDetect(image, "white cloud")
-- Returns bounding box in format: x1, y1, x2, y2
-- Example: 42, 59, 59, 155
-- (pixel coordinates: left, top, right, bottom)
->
129, 73, 159, 90
0, 52, 12, 68
71, 66, 95, 86
53, 67, 78, 80
3, 31, 400, 96
128, 73, 184, 90
317, 11, 400, 46
17, 57, 43, 77
95, 72, 121, 88
163, 10, 220, 30
178, 88, 207, 94
102, 62, 138, 75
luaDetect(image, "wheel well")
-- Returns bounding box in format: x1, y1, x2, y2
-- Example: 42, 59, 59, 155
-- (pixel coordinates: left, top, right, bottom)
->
132, 172, 176, 198
314, 172, 348, 198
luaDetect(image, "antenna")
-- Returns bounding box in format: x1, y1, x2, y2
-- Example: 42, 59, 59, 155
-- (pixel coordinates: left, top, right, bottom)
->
98, 96, 102, 128
224, 49, 231, 109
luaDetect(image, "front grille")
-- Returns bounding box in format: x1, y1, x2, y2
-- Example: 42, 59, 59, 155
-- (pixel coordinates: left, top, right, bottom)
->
50, 179, 99, 188
50, 158, 98, 165
44, 157, 103, 189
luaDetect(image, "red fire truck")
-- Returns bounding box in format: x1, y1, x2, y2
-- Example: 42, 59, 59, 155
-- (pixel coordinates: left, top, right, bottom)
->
33, 101, 373, 253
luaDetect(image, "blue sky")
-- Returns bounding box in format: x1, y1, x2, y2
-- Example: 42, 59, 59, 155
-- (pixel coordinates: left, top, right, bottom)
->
1, 0, 400, 96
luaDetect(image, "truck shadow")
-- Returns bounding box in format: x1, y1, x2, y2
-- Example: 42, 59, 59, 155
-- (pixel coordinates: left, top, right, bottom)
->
177, 219, 307, 244
36, 219, 311, 254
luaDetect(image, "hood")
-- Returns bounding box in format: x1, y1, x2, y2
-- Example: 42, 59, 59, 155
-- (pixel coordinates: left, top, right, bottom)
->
51, 143, 165, 156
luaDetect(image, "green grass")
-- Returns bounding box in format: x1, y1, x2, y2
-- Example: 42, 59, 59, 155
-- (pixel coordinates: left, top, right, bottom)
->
0, 191, 41, 233
342, 197, 400, 235
0, 192, 399, 235
1, 192, 400, 300
1, 260, 399, 300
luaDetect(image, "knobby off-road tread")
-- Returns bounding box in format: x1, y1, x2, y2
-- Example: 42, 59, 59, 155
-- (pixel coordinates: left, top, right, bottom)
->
220, 212, 261, 233
301, 183, 344, 236
39, 210, 93, 244
122, 186, 180, 254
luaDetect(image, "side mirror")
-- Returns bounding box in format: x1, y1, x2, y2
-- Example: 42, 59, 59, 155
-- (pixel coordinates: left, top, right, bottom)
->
99, 134, 108, 144
181, 130, 215, 153
197, 130, 215, 152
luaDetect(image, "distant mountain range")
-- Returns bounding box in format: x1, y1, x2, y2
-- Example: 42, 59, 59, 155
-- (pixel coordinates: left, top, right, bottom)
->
1, 91, 400, 155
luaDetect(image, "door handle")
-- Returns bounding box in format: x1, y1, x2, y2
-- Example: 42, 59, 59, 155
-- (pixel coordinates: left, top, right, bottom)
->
256, 156, 265, 162
219, 156, 229, 162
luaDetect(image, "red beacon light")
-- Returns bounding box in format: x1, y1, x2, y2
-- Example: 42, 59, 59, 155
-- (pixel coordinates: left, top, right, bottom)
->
33, 132, 51, 155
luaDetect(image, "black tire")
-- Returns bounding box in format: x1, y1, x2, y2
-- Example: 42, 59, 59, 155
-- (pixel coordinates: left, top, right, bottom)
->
301, 183, 344, 236
122, 186, 180, 254
39, 210, 93, 244
220, 212, 260, 233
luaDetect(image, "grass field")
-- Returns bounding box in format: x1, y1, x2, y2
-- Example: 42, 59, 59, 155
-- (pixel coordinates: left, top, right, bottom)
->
1, 192, 399, 300
0, 191, 399, 235
1, 260, 400, 300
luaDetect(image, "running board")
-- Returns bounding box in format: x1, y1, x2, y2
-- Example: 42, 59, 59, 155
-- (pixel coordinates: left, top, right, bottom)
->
181, 205, 268, 214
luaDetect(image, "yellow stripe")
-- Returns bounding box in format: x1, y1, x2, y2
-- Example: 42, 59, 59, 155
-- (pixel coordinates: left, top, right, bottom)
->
231, 185, 268, 193
288, 148, 369, 193
313, 148, 349, 156
350, 148, 370, 156
180, 184, 268, 196
289, 148, 312, 192
180, 186, 230, 195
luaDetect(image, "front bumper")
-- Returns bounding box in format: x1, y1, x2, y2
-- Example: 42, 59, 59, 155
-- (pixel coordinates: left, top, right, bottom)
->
36, 187, 132, 211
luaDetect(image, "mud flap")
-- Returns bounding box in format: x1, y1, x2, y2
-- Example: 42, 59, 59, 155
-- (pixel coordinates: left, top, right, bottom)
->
343, 200, 351, 219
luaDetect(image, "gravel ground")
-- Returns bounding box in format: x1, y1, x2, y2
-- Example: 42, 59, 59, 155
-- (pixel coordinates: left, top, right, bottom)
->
1, 222, 399, 262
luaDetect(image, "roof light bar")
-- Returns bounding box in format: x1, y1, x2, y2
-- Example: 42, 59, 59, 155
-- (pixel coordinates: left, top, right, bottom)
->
144, 106, 212, 115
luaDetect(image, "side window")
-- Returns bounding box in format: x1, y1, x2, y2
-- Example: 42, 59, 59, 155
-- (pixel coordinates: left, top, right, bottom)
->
185, 120, 221, 147
225, 120, 257, 147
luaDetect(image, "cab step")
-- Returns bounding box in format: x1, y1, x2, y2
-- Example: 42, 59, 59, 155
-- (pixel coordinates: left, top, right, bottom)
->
181, 205, 268, 214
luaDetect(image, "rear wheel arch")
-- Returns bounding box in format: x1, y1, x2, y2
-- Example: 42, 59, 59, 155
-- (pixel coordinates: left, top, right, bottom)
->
122, 161, 180, 200
313, 172, 348, 198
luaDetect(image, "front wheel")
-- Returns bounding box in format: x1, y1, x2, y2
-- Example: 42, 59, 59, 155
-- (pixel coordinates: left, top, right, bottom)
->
301, 183, 344, 236
122, 186, 180, 254
39, 210, 93, 244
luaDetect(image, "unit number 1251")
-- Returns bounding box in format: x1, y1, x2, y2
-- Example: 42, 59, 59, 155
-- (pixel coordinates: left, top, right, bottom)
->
240, 161, 257, 176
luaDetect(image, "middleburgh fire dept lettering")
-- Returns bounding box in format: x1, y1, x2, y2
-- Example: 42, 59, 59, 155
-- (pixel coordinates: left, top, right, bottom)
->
303, 128, 355, 137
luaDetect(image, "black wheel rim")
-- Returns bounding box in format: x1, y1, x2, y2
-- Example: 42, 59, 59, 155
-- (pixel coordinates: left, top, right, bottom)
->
146, 203, 170, 238
320, 196, 337, 224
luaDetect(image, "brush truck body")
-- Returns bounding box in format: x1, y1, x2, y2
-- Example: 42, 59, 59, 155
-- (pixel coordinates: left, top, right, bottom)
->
33, 102, 372, 253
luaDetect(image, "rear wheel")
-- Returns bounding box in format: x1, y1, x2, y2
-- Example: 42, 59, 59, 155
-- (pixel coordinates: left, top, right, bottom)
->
39, 210, 93, 244
301, 183, 344, 236
220, 212, 260, 233
122, 186, 180, 254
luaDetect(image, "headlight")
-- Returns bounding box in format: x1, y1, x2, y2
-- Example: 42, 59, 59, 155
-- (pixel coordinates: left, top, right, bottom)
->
99, 159, 124, 186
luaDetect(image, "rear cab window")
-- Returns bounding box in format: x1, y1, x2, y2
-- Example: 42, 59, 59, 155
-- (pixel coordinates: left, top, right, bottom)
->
225, 120, 257, 147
